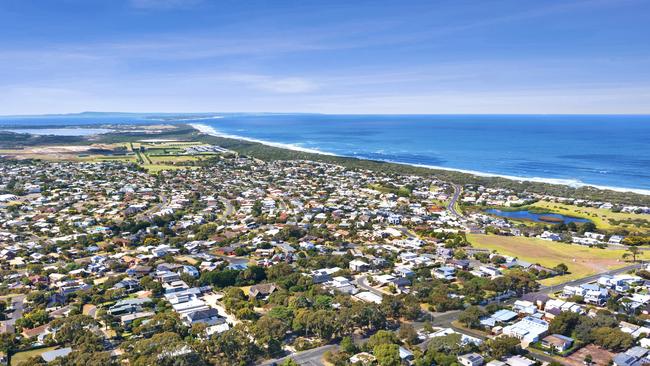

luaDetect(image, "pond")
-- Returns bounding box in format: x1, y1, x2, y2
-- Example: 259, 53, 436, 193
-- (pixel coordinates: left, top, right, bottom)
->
484, 208, 591, 224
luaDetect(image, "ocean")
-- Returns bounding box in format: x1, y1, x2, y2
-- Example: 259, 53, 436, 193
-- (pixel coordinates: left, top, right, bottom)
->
2, 113, 650, 193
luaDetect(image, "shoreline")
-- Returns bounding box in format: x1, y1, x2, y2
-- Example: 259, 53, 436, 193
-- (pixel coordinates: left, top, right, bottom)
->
190, 123, 650, 196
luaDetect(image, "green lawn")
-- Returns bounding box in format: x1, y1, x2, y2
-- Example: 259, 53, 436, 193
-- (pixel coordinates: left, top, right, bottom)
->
143, 164, 191, 172
531, 200, 650, 232
10, 346, 58, 366
467, 234, 641, 286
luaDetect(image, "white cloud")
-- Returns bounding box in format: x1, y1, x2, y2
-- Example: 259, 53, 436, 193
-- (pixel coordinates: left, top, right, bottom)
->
225, 74, 319, 94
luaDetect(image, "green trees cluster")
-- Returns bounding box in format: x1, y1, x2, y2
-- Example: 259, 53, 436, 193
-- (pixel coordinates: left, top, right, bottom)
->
549, 311, 634, 352
414, 269, 538, 311
198, 265, 267, 288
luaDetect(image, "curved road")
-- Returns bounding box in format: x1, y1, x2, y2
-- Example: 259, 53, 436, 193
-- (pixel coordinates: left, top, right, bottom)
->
447, 184, 464, 218
219, 197, 235, 220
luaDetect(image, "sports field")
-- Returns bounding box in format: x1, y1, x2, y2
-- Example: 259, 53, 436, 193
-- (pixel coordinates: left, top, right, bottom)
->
467, 234, 642, 286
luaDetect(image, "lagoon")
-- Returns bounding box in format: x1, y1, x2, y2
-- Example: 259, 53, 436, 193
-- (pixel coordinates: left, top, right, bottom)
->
484, 208, 590, 224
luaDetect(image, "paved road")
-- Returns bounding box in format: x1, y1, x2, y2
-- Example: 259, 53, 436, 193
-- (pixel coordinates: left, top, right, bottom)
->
219, 197, 234, 219
0, 294, 25, 332
259, 344, 336, 366
537, 261, 644, 295
447, 184, 464, 218
354, 275, 389, 297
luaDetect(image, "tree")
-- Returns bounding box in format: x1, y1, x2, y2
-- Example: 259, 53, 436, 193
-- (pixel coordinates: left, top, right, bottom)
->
373, 344, 401, 366
591, 327, 634, 351
623, 236, 650, 246
126, 332, 207, 366
398, 324, 419, 345
254, 315, 289, 343
553, 263, 568, 275
281, 359, 300, 366
0, 333, 17, 354
340, 336, 357, 354
549, 311, 580, 336
15, 309, 49, 330
48, 315, 101, 346
140, 276, 163, 296
574, 312, 618, 343
458, 306, 487, 329
423, 321, 434, 334
51, 351, 116, 366
483, 336, 521, 359
366, 330, 400, 350
584, 354, 593, 365
267, 263, 294, 281
627, 246, 641, 262
427, 333, 465, 355
205, 325, 260, 365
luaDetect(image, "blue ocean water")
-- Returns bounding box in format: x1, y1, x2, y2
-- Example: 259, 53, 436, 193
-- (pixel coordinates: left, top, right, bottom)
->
1, 113, 649, 192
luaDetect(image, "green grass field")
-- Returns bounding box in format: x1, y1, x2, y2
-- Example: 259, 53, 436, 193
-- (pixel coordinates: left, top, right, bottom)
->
10, 346, 58, 366
531, 200, 650, 232
148, 155, 199, 163
467, 234, 641, 286
143, 164, 195, 172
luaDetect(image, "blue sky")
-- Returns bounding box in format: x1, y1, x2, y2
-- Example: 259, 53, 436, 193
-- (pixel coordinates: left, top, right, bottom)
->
1, 0, 649, 114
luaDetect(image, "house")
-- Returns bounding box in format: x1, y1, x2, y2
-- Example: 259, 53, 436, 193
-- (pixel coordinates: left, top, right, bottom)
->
311, 267, 340, 284
585, 231, 606, 241
41, 347, 73, 363
394, 266, 415, 278
249, 283, 277, 299
520, 293, 550, 309
480, 309, 518, 328
583, 285, 609, 306
512, 300, 537, 315
326, 276, 358, 295
120, 311, 155, 325
450, 259, 470, 270
458, 353, 484, 366
504, 355, 536, 366
215, 246, 236, 256
349, 259, 370, 272
349, 352, 376, 365
486, 361, 506, 366
613, 353, 639, 366
541, 334, 574, 352
540, 231, 561, 241
181, 265, 200, 278
433, 266, 456, 280
156, 270, 182, 284
125, 265, 151, 278
114, 278, 141, 293
354, 291, 383, 304
387, 214, 402, 225
627, 347, 650, 361
609, 235, 625, 245
613, 347, 650, 366
108, 298, 151, 316
478, 266, 502, 277
22, 324, 50, 342
398, 346, 414, 362
502, 316, 549, 345
182, 308, 224, 326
